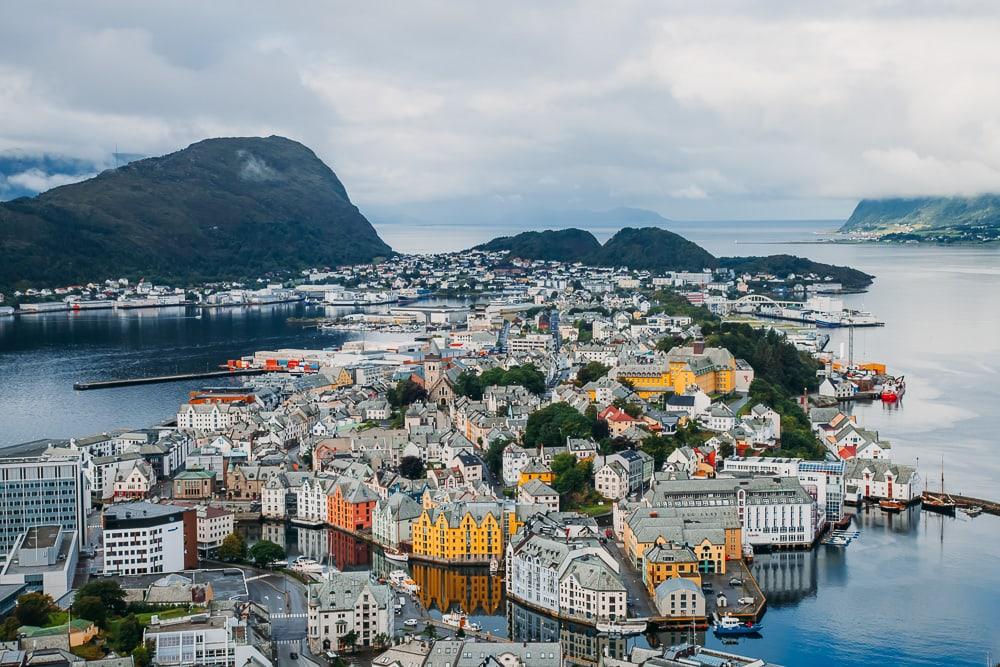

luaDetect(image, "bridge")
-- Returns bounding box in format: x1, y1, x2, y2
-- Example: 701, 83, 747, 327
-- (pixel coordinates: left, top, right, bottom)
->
727, 294, 802, 308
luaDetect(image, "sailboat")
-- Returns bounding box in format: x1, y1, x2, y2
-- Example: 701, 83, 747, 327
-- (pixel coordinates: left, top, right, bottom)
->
921, 458, 956, 516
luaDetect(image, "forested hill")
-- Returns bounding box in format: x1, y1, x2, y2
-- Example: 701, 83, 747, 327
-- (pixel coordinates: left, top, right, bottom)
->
477, 227, 873, 288
0, 136, 392, 288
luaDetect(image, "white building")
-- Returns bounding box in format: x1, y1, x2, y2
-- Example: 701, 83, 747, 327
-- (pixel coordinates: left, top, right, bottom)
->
145, 612, 272, 667
372, 492, 423, 549
507, 334, 554, 354
502, 444, 532, 487
294, 476, 330, 526
103, 502, 195, 576
720, 457, 846, 529
594, 461, 629, 501
176, 403, 247, 432
844, 459, 921, 503
0, 526, 78, 600
307, 571, 393, 654
518, 479, 559, 512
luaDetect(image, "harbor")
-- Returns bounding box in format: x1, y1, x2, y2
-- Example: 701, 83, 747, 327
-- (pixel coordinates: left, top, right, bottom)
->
73, 367, 265, 390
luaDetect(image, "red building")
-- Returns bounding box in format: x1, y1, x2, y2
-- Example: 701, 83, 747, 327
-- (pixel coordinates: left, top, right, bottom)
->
326, 478, 378, 532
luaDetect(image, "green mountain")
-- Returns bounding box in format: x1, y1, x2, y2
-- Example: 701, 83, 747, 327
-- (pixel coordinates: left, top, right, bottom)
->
477, 226, 873, 288
0, 136, 392, 288
841, 195, 1000, 240
477, 229, 602, 262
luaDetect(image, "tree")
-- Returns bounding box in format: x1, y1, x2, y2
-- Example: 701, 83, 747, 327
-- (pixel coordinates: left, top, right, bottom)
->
454, 371, 484, 400
74, 579, 127, 616
484, 438, 508, 483
249, 540, 285, 568
524, 403, 594, 449
399, 455, 426, 480
132, 643, 152, 667
387, 379, 427, 408
0, 616, 20, 641
576, 361, 610, 386
72, 595, 108, 628
15, 592, 57, 627
116, 615, 143, 653
218, 531, 248, 563
341, 629, 359, 651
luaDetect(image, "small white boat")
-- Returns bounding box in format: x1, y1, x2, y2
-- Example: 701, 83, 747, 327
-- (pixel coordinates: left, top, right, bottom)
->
441, 612, 477, 630
384, 548, 409, 563
596, 620, 648, 636
290, 557, 323, 574
489, 557, 500, 573
962, 505, 983, 517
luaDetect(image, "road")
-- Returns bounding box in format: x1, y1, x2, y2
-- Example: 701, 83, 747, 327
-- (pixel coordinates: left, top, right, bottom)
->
604, 539, 655, 618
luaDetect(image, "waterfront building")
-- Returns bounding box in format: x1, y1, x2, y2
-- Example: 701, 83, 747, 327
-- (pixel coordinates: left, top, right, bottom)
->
372, 637, 561, 667
411, 502, 506, 562
624, 507, 736, 576
372, 492, 423, 548
721, 457, 846, 527
653, 577, 705, 620
0, 443, 90, 560
559, 554, 627, 623
603, 642, 783, 667
102, 502, 197, 576
642, 542, 701, 596
843, 458, 921, 503
326, 477, 378, 532
644, 475, 818, 548
306, 570, 393, 654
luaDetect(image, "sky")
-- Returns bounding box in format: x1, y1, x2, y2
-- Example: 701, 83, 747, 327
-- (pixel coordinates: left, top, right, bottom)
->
2, 1, 1000, 223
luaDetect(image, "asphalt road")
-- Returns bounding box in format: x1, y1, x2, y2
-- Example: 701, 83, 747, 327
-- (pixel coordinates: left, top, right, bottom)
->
247, 572, 309, 642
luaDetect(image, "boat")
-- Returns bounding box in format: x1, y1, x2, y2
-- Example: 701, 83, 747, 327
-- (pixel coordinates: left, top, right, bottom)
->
441, 612, 479, 631
489, 557, 500, 573
922, 458, 956, 516
713, 613, 763, 636
879, 499, 906, 513
881, 376, 906, 402
962, 505, 983, 517
384, 548, 409, 563
742, 543, 754, 563
596, 620, 648, 636
290, 557, 324, 574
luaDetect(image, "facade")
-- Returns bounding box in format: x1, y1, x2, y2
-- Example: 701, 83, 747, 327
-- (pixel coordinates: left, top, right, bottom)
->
111, 459, 155, 501
721, 457, 846, 527
372, 492, 423, 549
653, 577, 705, 619
0, 444, 90, 560
518, 479, 559, 512
558, 554, 627, 623
642, 542, 701, 596
145, 612, 270, 667
411, 502, 506, 562
326, 478, 378, 532
0, 526, 78, 600
594, 461, 629, 501
844, 459, 921, 503
307, 571, 393, 653
172, 468, 217, 500
102, 502, 197, 575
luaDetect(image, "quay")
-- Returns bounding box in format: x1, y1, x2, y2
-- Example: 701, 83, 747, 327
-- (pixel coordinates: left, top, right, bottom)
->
73, 368, 265, 390
946, 494, 1000, 517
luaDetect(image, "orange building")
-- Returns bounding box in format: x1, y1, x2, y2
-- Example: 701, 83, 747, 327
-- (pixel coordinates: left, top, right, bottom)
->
326, 478, 379, 532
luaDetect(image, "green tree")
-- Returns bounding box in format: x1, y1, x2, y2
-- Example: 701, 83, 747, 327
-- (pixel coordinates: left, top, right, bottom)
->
15, 592, 57, 626
248, 540, 285, 568
0, 616, 20, 641
341, 629, 359, 651
132, 643, 152, 667
398, 456, 425, 480
387, 378, 427, 408
484, 438, 509, 483
524, 403, 593, 449
115, 615, 143, 653
454, 371, 484, 400
576, 361, 610, 386
72, 595, 108, 628
218, 531, 248, 562
74, 579, 127, 616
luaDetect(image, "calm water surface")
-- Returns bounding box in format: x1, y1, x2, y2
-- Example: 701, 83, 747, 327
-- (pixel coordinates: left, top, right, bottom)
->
1, 220, 999, 665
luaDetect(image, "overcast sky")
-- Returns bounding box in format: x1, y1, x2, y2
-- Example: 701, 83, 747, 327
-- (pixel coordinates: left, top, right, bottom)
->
3, 1, 1000, 222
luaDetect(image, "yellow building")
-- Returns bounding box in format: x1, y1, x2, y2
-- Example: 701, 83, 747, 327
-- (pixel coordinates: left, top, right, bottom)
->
411, 501, 505, 561
517, 461, 554, 487
614, 346, 737, 399
643, 543, 702, 596
624, 507, 740, 576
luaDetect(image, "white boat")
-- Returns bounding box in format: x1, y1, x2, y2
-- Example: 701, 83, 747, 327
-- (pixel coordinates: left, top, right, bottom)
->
290, 557, 323, 574
596, 620, 648, 636
441, 612, 479, 631
962, 505, 983, 517
489, 557, 500, 573
384, 548, 409, 563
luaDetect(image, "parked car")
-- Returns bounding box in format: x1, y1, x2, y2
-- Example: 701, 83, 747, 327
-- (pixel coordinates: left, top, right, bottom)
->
729, 578, 744, 586
404, 618, 419, 627
738, 596, 755, 605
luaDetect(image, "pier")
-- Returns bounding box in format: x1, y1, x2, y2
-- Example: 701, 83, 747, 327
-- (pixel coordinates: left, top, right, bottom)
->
946, 494, 1000, 517
73, 368, 265, 391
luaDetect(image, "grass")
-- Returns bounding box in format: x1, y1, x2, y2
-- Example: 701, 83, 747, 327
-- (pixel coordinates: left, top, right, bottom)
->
573, 503, 612, 517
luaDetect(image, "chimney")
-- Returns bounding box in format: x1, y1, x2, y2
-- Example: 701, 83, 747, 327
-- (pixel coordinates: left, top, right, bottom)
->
692, 338, 705, 354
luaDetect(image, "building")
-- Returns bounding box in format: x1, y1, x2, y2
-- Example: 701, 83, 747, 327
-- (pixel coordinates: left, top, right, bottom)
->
306, 571, 393, 654
372, 492, 423, 549
642, 542, 701, 597
558, 554, 627, 623
721, 457, 846, 527
643, 475, 818, 548
145, 611, 272, 667
411, 502, 507, 563
0, 526, 78, 600
172, 468, 217, 500
371, 637, 562, 667
843, 459, 922, 504
0, 444, 90, 560
165, 503, 235, 556
102, 502, 197, 576
595, 451, 654, 498
326, 478, 379, 532
111, 459, 156, 501
518, 462, 555, 487
654, 577, 705, 619
518, 480, 559, 512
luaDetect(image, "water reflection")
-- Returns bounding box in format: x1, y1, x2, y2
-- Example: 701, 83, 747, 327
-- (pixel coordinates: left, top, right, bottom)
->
508, 602, 630, 666
410, 561, 503, 615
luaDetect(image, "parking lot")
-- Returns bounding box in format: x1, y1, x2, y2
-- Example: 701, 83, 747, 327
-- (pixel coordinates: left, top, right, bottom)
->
702, 561, 762, 620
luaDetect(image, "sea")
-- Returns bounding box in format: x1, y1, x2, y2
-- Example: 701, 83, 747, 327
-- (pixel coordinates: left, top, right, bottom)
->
1, 219, 998, 666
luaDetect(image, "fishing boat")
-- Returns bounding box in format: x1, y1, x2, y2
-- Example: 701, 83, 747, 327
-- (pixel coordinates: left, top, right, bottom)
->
384, 548, 409, 563
881, 376, 906, 402
713, 613, 763, 636
879, 499, 906, 513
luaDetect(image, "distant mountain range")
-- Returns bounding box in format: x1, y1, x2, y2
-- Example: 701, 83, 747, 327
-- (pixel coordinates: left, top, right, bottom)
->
477, 227, 874, 288
841, 195, 1000, 242
0, 136, 391, 288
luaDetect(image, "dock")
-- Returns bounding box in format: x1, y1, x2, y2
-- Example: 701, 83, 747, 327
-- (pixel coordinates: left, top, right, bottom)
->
73, 368, 265, 390
946, 494, 1000, 517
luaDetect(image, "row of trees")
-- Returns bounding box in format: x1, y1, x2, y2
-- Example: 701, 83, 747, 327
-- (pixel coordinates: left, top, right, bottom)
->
454, 364, 547, 400
218, 532, 286, 567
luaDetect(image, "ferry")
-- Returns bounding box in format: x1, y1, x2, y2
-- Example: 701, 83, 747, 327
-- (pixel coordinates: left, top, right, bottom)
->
713, 613, 763, 636
879, 499, 906, 513
384, 548, 409, 563
441, 613, 480, 632
388, 570, 420, 593
742, 543, 754, 563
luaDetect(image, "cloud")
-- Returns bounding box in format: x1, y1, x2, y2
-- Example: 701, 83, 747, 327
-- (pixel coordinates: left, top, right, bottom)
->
2, 2, 1000, 220
6, 168, 95, 193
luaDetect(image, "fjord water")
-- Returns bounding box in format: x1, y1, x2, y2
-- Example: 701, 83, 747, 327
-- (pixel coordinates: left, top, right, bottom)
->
1, 221, 998, 665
